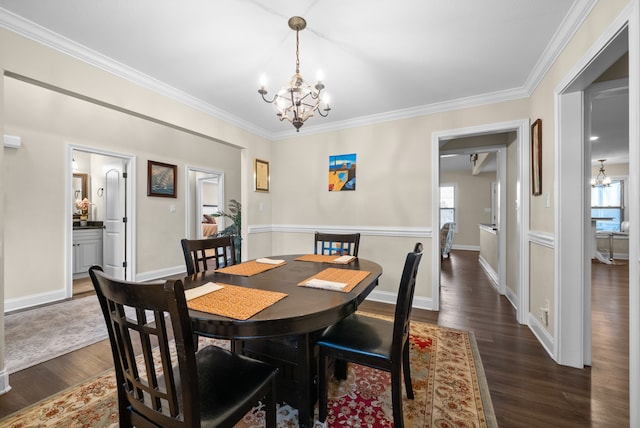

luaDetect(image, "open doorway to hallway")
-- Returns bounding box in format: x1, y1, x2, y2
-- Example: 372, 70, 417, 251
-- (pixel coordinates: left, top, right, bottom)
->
431, 120, 528, 325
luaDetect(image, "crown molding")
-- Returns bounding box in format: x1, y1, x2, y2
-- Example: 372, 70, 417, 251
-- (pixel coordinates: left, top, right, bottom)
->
523, 0, 599, 94
273, 86, 530, 140
0, 8, 273, 140
1, 2, 598, 143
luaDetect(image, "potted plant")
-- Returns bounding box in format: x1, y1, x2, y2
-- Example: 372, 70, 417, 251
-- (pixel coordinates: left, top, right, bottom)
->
214, 199, 241, 261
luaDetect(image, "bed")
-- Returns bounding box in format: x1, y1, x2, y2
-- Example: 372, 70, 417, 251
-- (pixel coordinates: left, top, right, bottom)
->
202, 215, 218, 237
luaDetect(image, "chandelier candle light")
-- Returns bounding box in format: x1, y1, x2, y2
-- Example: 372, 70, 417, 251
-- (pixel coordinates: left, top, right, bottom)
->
591, 159, 612, 187
258, 16, 331, 132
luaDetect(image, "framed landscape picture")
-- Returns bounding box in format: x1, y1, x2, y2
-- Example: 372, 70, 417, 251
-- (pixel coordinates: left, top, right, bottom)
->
148, 160, 177, 198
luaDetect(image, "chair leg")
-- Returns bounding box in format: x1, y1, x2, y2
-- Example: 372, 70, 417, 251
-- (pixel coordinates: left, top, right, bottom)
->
334, 358, 348, 380
402, 339, 414, 399
318, 352, 329, 422
391, 364, 404, 428
231, 339, 244, 353
265, 381, 277, 428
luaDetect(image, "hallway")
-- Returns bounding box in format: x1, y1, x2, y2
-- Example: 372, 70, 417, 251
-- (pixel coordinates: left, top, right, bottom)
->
362, 249, 629, 427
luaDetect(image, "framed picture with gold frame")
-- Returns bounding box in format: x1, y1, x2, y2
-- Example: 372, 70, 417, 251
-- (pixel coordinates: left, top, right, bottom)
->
254, 158, 270, 192
531, 119, 542, 196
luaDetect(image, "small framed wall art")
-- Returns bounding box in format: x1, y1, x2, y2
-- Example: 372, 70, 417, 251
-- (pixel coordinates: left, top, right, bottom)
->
531, 119, 542, 196
254, 158, 270, 192
328, 153, 357, 191
147, 160, 177, 198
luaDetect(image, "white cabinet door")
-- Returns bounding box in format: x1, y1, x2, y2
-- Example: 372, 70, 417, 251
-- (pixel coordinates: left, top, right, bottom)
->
73, 229, 103, 277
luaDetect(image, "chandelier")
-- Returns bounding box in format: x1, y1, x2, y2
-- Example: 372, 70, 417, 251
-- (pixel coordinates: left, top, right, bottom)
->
258, 16, 330, 132
591, 159, 612, 187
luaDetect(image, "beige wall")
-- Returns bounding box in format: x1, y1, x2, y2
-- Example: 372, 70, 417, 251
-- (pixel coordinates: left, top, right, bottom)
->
270, 103, 529, 299
1, 28, 273, 309
479, 227, 498, 272
525, 0, 630, 336
3, 74, 244, 298
440, 170, 495, 248
0, 0, 633, 366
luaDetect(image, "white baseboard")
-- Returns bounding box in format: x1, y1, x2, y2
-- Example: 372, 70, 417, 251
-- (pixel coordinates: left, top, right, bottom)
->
4, 289, 67, 313
452, 244, 480, 252
0, 369, 11, 395
528, 313, 554, 359
478, 255, 499, 288
504, 284, 519, 310
135, 265, 185, 282
365, 290, 434, 311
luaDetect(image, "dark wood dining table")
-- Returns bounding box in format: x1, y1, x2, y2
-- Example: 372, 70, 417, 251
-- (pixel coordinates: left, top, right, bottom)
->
184, 254, 383, 428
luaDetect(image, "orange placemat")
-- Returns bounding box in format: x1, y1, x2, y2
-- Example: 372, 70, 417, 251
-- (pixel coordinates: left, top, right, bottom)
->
295, 254, 356, 264
187, 283, 287, 320
214, 260, 286, 276
298, 268, 371, 293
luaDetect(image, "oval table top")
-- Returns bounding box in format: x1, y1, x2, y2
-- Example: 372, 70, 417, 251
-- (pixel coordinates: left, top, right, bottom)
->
184, 254, 383, 340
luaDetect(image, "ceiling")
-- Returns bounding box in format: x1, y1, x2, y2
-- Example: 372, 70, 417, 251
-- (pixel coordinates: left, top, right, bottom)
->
0, 1, 594, 137
0, 0, 627, 155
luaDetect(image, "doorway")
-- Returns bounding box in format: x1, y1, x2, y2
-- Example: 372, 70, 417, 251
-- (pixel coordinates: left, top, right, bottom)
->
68, 146, 135, 298
556, 27, 630, 367
431, 120, 529, 324
185, 166, 225, 240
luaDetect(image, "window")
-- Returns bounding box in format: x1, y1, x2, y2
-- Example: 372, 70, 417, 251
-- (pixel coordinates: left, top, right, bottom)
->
591, 179, 624, 232
440, 185, 456, 227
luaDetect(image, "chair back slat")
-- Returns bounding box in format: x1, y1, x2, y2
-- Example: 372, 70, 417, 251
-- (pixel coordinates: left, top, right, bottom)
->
89, 266, 199, 427
181, 236, 236, 275
314, 232, 361, 256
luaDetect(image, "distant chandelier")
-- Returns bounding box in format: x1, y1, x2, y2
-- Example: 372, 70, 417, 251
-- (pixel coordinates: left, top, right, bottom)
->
591, 159, 612, 187
258, 16, 331, 132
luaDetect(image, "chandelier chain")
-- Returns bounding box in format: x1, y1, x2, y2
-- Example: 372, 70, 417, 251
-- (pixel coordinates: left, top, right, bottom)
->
295, 29, 300, 74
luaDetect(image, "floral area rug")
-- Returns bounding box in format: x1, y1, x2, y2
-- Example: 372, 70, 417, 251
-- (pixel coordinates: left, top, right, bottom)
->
0, 316, 496, 427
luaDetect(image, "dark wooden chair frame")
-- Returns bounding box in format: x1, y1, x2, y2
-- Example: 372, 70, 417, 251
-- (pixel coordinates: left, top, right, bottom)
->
314, 232, 361, 257
89, 265, 277, 428
317, 242, 423, 428
181, 236, 236, 275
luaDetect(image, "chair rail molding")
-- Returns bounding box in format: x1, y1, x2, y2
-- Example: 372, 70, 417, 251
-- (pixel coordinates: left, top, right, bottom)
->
529, 230, 555, 249
251, 224, 431, 238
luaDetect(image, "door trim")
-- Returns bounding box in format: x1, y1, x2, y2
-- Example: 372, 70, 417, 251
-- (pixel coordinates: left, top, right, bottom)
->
185, 165, 225, 240
67, 145, 136, 297
431, 119, 529, 325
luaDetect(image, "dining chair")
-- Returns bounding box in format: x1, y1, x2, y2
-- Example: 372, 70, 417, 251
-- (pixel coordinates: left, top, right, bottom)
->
316, 242, 423, 428
314, 232, 361, 256
181, 235, 236, 275
440, 222, 455, 259
89, 265, 278, 428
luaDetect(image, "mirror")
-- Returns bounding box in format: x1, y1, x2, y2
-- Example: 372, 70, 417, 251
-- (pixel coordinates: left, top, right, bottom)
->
73, 173, 88, 218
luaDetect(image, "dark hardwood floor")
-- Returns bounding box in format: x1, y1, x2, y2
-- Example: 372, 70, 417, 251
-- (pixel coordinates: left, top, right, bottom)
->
362, 250, 629, 427
0, 250, 629, 427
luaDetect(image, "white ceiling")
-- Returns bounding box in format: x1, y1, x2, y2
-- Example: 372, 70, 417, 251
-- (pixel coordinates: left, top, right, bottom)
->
1, 0, 601, 141
0, 0, 627, 160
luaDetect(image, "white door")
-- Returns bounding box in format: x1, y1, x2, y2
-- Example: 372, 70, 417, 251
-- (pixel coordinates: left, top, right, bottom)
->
104, 167, 125, 278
